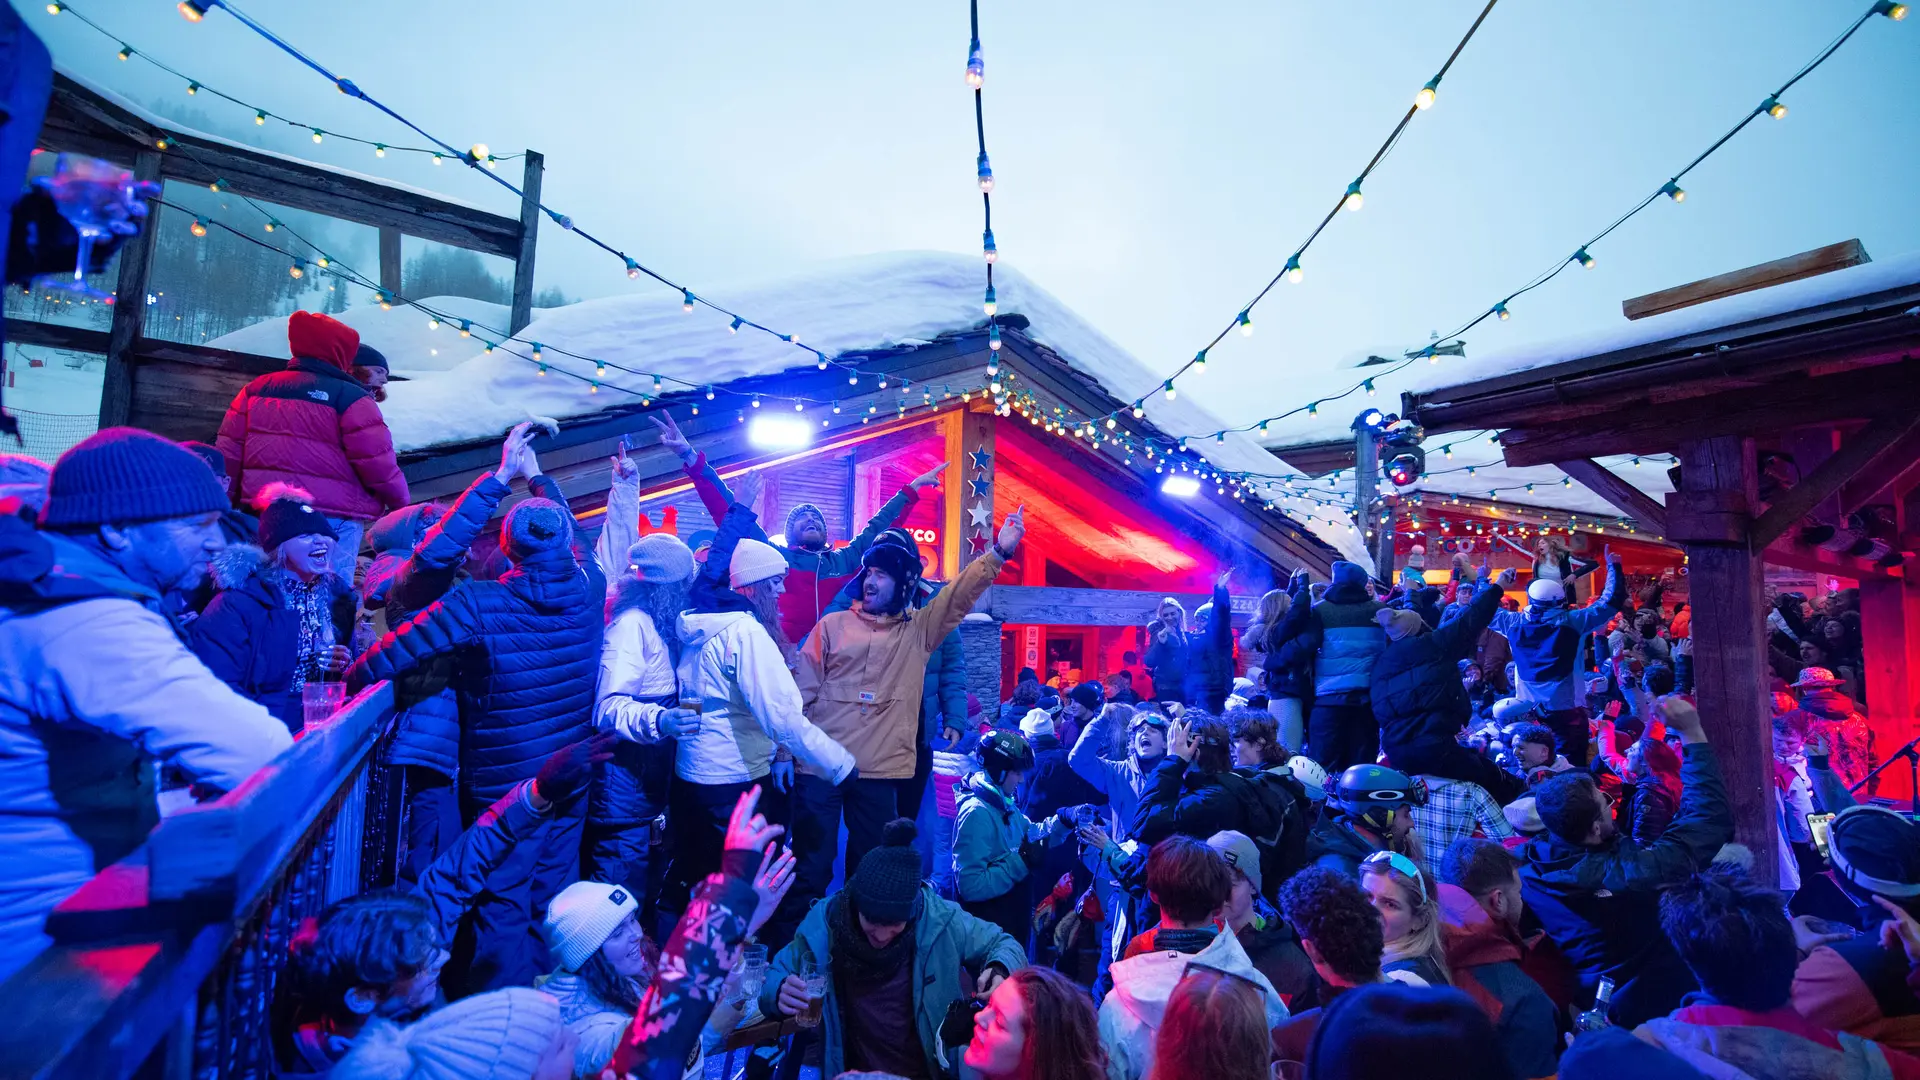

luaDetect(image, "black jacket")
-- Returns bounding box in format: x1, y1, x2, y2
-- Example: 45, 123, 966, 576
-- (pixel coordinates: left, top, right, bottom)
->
1373, 580, 1506, 756
1518, 742, 1733, 1027
1018, 734, 1105, 823
1132, 756, 1245, 844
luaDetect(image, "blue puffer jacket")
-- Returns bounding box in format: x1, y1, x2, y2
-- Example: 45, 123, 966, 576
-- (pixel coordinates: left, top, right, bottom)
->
188, 545, 354, 733
359, 478, 499, 779
347, 472, 607, 813
1280, 563, 1386, 706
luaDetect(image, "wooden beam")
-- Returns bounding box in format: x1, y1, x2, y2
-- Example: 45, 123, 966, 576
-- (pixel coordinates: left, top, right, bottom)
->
510, 151, 543, 335
1267, 438, 1355, 478
1495, 360, 1920, 467
1554, 458, 1668, 535
1750, 413, 1920, 549
378, 227, 403, 296
1676, 436, 1778, 887
98, 150, 162, 428
1622, 239, 1870, 321
3, 318, 110, 353
1841, 424, 1920, 513
39, 76, 523, 260
1761, 539, 1899, 582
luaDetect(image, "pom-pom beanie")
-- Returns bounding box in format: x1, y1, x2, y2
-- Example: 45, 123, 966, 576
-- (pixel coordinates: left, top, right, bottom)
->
850, 818, 924, 924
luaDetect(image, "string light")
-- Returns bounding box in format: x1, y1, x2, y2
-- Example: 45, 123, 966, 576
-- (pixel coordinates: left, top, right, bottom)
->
1163, 380, 1177, 402
1193, 350, 1208, 375
177, 0, 207, 19
1415, 76, 1440, 109
966, 37, 985, 87
117, 44, 131, 60
682, 289, 696, 313
976, 151, 994, 193
728, 317, 742, 334
983, 285, 997, 316
1284, 255, 1304, 284
288, 259, 304, 279
1493, 301, 1509, 320
1660, 181, 1685, 203
1236, 310, 1253, 337
1342, 181, 1364, 212
310, 129, 323, 144
185, 81, 198, 95
255, 110, 266, 125
1762, 95, 1788, 119
188, 217, 207, 237
983, 229, 997, 263
1573, 247, 1595, 269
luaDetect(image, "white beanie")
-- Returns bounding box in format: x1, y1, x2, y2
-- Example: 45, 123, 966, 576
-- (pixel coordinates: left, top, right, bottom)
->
730, 537, 789, 589
332, 988, 561, 1080
543, 880, 639, 973
1019, 707, 1055, 738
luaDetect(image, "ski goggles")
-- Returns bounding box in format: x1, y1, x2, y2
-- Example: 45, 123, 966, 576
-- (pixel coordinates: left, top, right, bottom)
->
1362, 849, 1428, 903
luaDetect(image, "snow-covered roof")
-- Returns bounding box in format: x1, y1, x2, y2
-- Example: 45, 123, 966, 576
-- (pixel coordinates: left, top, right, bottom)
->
1255, 249, 1920, 524
56, 65, 507, 217
209, 251, 1367, 562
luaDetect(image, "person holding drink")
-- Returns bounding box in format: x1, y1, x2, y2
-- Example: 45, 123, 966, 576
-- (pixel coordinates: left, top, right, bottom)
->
763, 818, 1027, 1079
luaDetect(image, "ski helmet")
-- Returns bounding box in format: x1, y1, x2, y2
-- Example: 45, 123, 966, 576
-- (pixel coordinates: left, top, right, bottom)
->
1527, 578, 1566, 605
1285, 755, 1330, 802
977, 729, 1035, 782
1333, 764, 1425, 821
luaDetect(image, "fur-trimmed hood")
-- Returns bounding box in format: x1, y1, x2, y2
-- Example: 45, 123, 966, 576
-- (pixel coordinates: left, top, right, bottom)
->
209, 543, 348, 604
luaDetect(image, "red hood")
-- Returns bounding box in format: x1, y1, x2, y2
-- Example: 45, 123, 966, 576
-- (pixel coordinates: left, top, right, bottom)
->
288, 310, 360, 373
1440, 884, 1523, 969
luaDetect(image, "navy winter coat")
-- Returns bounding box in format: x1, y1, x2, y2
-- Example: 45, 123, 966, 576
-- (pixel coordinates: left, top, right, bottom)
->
1186, 581, 1236, 713
189, 545, 354, 733
1017, 733, 1105, 823
1490, 564, 1627, 712
359, 474, 502, 779
347, 471, 607, 813
1373, 580, 1506, 755
1278, 571, 1387, 707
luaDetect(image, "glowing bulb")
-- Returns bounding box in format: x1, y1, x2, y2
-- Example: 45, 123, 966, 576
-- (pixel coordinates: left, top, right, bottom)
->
1875, 1, 1907, 19
470, 143, 490, 163
1364, 379, 1375, 396
989, 324, 1002, 351
536, 363, 546, 376
1237, 310, 1253, 337
177, 0, 208, 20
1132, 403, 1145, 419
982, 228, 998, 263
316, 256, 329, 268
189, 218, 207, 237
155, 138, 169, 150
432, 153, 444, 165
288, 260, 304, 279
1661, 181, 1685, 203
378, 293, 392, 311
976, 151, 994, 193
1573, 247, 1595, 269
1164, 380, 1177, 402
983, 285, 997, 317
1414, 77, 1438, 109
751, 395, 762, 408
1284, 255, 1303, 284
682, 289, 695, 313
264, 220, 278, 233
374, 144, 387, 158
207, 178, 222, 192
652, 376, 663, 395
1494, 302, 1509, 321
594, 361, 605, 376
705, 386, 716, 400
728, 317, 742, 334
186, 82, 199, 96
532, 345, 543, 362
255, 110, 266, 125
816, 356, 828, 371
1763, 96, 1787, 119
966, 38, 985, 88
47, 3, 63, 13
1342, 181, 1363, 212
309, 129, 323, 144
589, 382, 599, 394
459, 321, 471, 337
117, 45, 132, 60
429, 317, 440, 331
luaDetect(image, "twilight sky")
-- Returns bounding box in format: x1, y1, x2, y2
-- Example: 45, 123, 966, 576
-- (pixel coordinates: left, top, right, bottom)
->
25, 0, 1920, 432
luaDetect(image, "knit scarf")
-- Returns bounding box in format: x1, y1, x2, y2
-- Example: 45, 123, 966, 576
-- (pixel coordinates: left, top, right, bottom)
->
281, 572, 334, 692
827, 892, 916, 985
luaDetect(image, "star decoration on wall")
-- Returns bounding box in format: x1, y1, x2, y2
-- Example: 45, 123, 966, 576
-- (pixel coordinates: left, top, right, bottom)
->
969, 448, 993, 473
968, 502, 992, 528
966, 534, 990, 556
969, 476, 992, 499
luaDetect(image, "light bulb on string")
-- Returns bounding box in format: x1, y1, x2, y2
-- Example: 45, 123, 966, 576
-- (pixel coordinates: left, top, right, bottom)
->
186, 82, 199, 96
429, 316, 440, 331
589, 382, 599, 394
288, 259, 305, 279
1660, 181, 1685, 203
976, 152, 994, 193
1762, 95, 1788, 118
988, 324, 1002, 351
1284, 255, 1303, 284
432, 153, 444, 165
469, 143, 490, 165
982, 229, 997, 263
311, 130, 324, 144
1342, 181, 1364, 212
189, 217, 207, 237
1237, 310, 1254, 337
1131, 402, 1145, 419
681, 289, 696, 313
1163, 380, 1177, 402
1494, 302, 1510, 321
374, 144, 387, 158
1193, 350, 1208, 375
117, 45, 132, 60
1415, 77, 1439, 109
1364, 379, 1375, 396
1875, 2, 1909, 19
1573, 247, 1596, 269
625, 258, 641, 279
966, 38, 985, 87
378, 293, 392, 311
983, 285, 997, 316
316, 256, 329, 268
255, 111, 267, 125
593, 360, 604, 377
177, 0, 208, 19
652, 376, 664, 396
750, 395, 761, 409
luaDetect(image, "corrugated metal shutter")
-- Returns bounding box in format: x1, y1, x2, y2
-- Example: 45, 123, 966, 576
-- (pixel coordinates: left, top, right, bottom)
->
770, 452, 854, 540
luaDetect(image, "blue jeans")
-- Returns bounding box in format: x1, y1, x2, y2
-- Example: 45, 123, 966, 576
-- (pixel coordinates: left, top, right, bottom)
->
326, 516, 364, 589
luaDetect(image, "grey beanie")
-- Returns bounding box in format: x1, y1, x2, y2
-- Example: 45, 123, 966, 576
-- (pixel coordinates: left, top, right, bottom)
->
627, 532, 696, 584
500, 498, 572, 561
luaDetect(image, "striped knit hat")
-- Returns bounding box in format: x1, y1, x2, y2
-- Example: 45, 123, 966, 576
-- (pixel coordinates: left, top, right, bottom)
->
39, 428, 231, 529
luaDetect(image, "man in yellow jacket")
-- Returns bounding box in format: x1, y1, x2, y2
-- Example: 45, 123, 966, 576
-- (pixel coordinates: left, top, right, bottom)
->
780, 506, 1027, 942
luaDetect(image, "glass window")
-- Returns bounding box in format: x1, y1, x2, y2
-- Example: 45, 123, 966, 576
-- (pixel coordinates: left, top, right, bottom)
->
142, 182, 378, 347
2, 342, 103, 461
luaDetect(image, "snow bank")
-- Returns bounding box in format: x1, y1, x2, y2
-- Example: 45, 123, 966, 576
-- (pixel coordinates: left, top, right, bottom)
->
211, 251, 1372, 562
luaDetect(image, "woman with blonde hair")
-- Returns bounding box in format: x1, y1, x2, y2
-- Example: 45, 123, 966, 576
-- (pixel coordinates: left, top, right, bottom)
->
1360, 850, 1450, 988
1242, 586, 1309, 750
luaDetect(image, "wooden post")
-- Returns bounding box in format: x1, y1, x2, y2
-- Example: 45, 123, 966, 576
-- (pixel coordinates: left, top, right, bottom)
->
1669, 436, 1777, 885
377, 227, 403, 297
509, 151, 544, 336
98, 150, 163, 428
958, 404, 997, 573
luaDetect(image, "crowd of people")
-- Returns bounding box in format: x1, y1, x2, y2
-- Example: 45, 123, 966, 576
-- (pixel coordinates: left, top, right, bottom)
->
0, 308, 1915, 1080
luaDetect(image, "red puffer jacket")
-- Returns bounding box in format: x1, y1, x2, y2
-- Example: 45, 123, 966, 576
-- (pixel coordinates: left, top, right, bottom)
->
216, 311, 408, 521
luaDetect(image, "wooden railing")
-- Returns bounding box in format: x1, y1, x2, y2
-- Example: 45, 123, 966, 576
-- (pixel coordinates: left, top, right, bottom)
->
0, 683, 402, 1080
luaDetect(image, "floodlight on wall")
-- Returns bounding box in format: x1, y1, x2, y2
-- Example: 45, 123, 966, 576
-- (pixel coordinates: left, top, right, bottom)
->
1161, 475, 1202, 498
748, 415, 812, 450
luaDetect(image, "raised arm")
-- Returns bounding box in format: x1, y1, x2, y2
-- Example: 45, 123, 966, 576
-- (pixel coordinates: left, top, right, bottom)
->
346, 584, 484, 692
652, 413, 734, 521
593, 437, 642, 584
1615, 699, 1733, 889
1569, 550, 1630, 634
918, 506, 1022, 651
1432, 571, 1509, 661
1069, 706, 1121, 794
387, 433, 525, 612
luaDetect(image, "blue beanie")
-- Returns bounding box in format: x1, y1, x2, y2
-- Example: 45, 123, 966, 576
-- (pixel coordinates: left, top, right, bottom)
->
500, 498, 572, 561
785, 502, 826, 538
1560, 1027, 1708, 1080
1307, 983, 1513, 1080
1330, 560, 1369, 591
627, 533, 695, 584
39, 427, 232, 529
